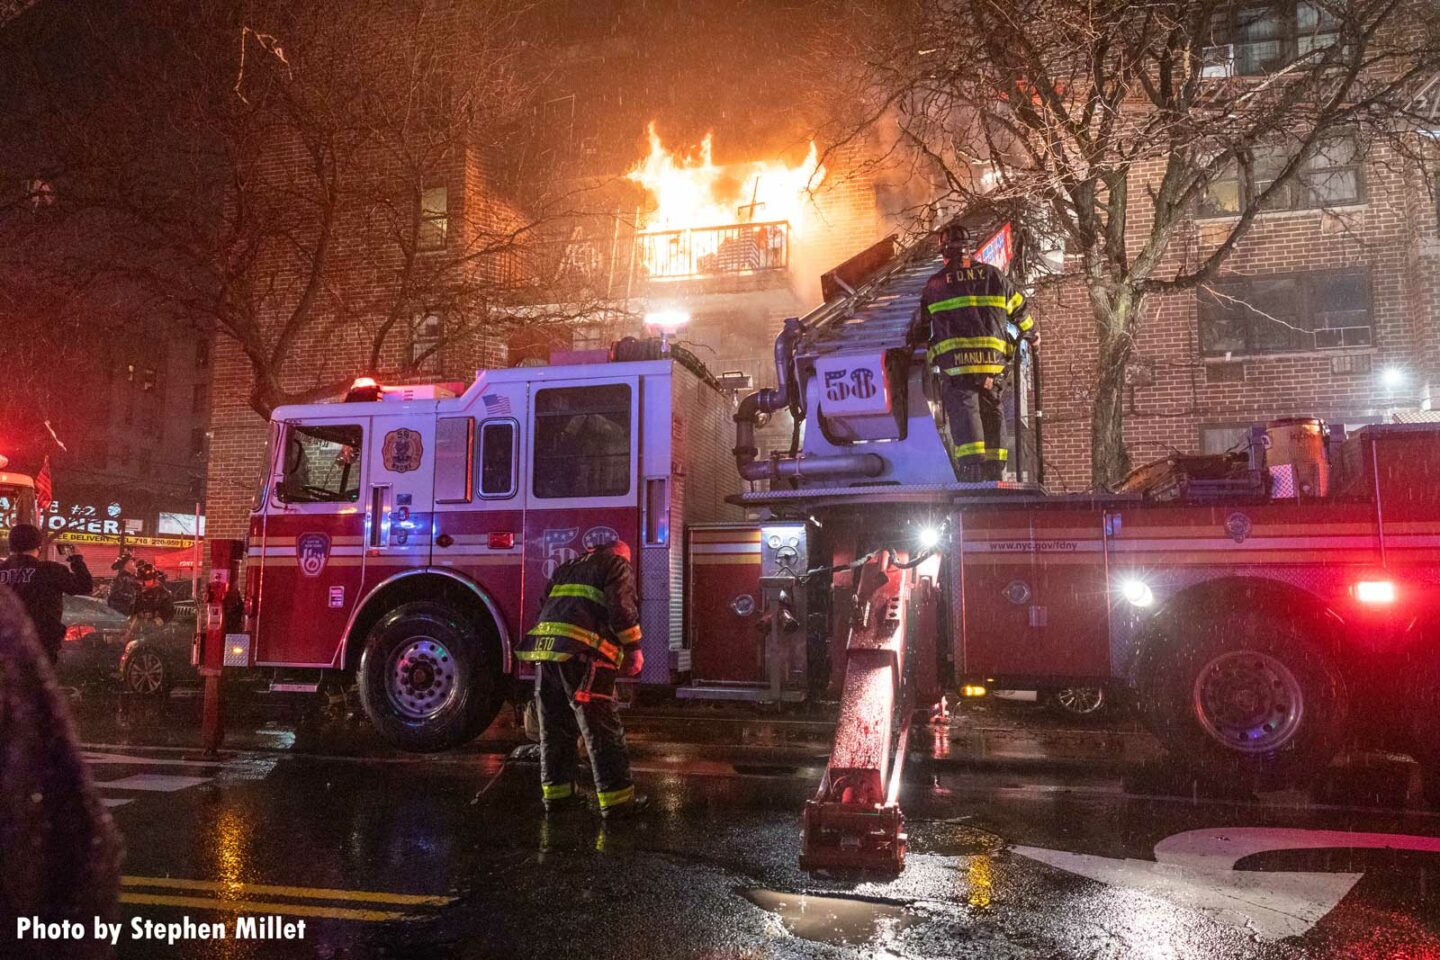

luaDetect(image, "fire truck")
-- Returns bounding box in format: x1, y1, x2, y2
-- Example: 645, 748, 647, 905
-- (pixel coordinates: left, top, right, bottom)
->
230, 227, 1440, 872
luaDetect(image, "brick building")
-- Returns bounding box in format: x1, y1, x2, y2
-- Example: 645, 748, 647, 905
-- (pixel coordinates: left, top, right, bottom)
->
1031, 83, 1438, 489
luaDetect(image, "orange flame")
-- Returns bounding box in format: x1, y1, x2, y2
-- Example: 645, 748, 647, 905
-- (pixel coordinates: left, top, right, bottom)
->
626, 123, 825, 234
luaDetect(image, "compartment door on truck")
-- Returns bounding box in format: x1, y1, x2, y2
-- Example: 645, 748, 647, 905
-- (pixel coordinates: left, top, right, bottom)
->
522, 377, 642, 654
430, 396, 526, 644
958, 508, 1111, 681
254, 417, 369, 666
363, 411, 438, 591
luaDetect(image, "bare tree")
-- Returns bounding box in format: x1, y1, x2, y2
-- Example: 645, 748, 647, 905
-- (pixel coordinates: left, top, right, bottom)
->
0, 0, 611, 421
815, 0, 1440, 486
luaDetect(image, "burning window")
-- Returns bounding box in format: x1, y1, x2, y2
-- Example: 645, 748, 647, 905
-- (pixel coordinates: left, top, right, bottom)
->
626, 125, 823, 281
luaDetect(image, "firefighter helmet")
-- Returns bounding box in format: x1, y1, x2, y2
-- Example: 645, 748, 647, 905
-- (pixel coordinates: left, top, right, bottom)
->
939, 224, 972, 264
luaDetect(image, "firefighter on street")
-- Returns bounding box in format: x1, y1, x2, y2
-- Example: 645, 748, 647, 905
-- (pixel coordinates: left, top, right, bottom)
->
516, 537, 648, 819
914, 224, 1039, 481
0, 524, 93, 663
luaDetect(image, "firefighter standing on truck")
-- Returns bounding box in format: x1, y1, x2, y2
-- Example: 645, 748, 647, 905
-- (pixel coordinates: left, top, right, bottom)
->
516, 537, 648, 819
914, 224, 1038, 481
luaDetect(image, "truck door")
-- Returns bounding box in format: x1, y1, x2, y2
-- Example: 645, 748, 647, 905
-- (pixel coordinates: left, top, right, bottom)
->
363, 412, 438, 590
522, 378, 642, 640
957, 506, 1111, 681
430, 396, 526, 642
254, 417, 369, 666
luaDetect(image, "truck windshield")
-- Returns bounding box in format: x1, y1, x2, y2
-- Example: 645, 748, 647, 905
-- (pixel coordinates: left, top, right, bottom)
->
277, 424, 364, 503
0, 482, 37, 529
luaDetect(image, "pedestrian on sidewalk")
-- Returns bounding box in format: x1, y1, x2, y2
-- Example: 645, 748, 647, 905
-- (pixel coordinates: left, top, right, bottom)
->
0, 524, 93, 663
0, 588, 122, 959
515, 537, 648, 819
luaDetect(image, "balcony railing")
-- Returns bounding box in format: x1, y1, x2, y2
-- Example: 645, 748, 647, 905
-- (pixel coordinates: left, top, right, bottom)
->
636, 221, 789, 281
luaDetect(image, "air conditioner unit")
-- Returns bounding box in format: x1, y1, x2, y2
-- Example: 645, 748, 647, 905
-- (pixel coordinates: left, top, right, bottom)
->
1202, 44, 1235, 79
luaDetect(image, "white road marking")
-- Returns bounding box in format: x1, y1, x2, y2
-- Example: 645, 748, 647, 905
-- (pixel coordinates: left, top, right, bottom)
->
1014, 826, 1440, 940
95, 774, 211, 792
82, 750, 226, 769
101, 798, 133, 808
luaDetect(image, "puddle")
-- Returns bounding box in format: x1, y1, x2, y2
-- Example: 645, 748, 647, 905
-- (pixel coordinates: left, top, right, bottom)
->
741, 888, 916, 945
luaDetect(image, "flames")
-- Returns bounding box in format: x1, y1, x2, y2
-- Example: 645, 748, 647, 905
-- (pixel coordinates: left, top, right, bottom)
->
626, 123, 825, 234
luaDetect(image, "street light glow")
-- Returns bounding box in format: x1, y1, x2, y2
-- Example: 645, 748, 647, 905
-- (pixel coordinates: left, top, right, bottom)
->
1381, 367, 1407, 390
645, 309, 691, 331
918, 526, 942, 550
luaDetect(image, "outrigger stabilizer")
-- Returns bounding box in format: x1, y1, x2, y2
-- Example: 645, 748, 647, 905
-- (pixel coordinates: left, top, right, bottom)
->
800, 548, 938, 874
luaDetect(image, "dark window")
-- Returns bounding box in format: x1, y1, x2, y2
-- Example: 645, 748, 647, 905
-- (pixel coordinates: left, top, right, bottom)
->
191, 383, 207, 414
1208, 1, 1346, 76
190, 427, 206, 456
277, 424, 363, 503
418, 186, 448, 251
196, 338, 210, 369
411, 313, 443, 372
1199, 270, 1372, 356
532, 385, 630, 499
479, 421, 517, 498
1200, 135, 1362, 216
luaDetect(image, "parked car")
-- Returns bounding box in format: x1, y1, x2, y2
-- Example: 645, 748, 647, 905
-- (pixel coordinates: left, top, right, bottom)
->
55, 595, 198, 695
991, 686, 1115, 721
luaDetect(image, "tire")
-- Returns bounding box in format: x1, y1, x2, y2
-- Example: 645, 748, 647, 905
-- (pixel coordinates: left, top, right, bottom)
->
1137, 606, 1346, 790
1043, 686, 1109, 721
357, 601, 502, 753
123, 646, 170, 697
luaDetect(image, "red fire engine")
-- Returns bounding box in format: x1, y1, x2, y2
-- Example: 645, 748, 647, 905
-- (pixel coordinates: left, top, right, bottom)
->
221, 229, 1440, 872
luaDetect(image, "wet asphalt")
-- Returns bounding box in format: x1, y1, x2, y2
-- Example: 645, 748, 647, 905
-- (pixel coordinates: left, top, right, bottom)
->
47, 690, 1440, 958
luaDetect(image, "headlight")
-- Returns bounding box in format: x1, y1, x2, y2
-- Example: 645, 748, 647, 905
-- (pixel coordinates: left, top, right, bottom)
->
1120, 579, 1154, 608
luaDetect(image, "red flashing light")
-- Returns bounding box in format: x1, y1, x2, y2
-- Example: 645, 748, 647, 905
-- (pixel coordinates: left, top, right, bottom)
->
487, 531, 515, 550
64, 625, 96, 642
1353, 580, 1397, 604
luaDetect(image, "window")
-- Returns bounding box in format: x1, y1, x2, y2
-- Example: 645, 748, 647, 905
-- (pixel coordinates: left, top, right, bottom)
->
1199, 270, 1372, 356
1200, 424, 1253, 455
532, 385, 630, 499
277, 423, 364, 503
1209, 1, 1346, 76
1200, 135, 1362, 216
418, 186, 448, 251
196, 339, 210, 370
411, 312, 443, 372
435, 417, 474, 503
479, 420, 517, 498
191, 383, 207, 415
191, 427, 207, 457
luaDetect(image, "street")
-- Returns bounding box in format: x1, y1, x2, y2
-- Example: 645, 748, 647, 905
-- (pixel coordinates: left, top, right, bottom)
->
60, 692, 1440, 959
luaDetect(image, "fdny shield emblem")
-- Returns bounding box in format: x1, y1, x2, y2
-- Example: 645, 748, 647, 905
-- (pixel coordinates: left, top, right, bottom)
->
382, 428, 424, 473
297, 532, 331, 577
1225, 512, 1253, 543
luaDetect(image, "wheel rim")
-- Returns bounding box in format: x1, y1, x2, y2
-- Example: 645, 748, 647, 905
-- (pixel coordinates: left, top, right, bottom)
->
128, 651, 165, 695
384, 636, 458, 720
1192, 650, 1305, 754
1056, 687, 1105, 715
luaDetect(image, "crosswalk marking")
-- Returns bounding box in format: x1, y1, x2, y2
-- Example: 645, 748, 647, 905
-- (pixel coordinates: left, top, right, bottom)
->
82, 750, 226, 769
97, 773, 211, 792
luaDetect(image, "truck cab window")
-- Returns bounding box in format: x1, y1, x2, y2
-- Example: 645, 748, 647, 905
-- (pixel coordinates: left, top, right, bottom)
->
277, 424, 364, 503
479, 421, 517, 498
533, 385, 631, 499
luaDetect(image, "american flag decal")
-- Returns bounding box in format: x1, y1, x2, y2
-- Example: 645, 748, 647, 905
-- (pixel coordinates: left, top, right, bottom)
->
481, 393, 512, 416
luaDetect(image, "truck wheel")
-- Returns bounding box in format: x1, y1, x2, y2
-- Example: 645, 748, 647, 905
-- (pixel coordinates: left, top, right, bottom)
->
1139, 609, 1346, 789
357, 601, 501, 753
